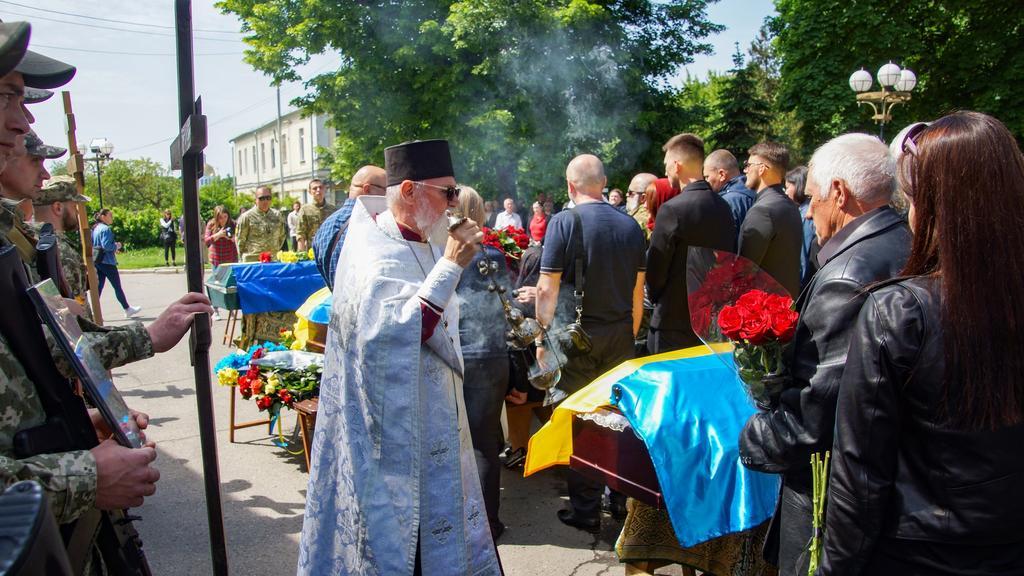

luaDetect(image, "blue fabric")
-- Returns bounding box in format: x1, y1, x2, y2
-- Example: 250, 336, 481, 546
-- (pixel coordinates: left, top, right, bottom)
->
798, 201, 816, 288
305, 292, 332, 324
312, 197, 355, 290
91, 223, 118, 265
611, 351, 779, 547
234, 260, 326, 314
719, 175, 757, 236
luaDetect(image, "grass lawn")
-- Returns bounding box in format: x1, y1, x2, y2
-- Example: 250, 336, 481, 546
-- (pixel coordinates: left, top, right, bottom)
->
117, 246, 199, 270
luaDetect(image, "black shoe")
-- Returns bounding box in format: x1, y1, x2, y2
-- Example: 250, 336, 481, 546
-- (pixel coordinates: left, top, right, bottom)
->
502, 447, 526, 470
557, 509, 600, 534
608, 499, 627, 521
490, 520, 506, 541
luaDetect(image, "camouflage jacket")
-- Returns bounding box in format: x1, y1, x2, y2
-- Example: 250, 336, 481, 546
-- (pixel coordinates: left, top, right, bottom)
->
1, 202, 154, 524
296, 200, 337, 244
56, 231, 92, 320
235, 206, 286, 261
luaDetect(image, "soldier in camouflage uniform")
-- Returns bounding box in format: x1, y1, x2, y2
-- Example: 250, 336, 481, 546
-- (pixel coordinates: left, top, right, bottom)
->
0, 24, 213, 571
33, 175, 93, 320
295, 178, 336, 251
235, 186, 287, 261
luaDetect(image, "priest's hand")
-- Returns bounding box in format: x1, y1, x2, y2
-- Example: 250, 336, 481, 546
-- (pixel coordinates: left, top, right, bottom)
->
444, 219, 483, 268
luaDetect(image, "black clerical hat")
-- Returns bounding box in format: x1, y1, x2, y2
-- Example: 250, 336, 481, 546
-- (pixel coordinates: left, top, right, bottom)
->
384, 139, 454, 186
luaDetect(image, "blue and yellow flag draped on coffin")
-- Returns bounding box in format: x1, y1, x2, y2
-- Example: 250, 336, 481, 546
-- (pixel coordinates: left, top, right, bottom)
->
525, 343, 779, 547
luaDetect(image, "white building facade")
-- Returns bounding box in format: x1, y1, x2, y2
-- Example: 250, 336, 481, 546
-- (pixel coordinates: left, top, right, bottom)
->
230, 110, 337, 203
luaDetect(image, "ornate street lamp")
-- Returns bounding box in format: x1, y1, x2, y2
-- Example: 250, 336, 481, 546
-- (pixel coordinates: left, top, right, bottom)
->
849, 62, 917, 139
78, 138, 114, 209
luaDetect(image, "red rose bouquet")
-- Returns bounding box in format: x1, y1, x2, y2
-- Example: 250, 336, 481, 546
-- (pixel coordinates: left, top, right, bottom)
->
216, 342, 321, 416
717, 289, 799, 404
481, 225, 529, 269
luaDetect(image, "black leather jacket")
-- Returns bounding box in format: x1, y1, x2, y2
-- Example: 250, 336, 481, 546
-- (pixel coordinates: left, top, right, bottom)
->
740, 207, 912, 492
820, 276, 1024, 575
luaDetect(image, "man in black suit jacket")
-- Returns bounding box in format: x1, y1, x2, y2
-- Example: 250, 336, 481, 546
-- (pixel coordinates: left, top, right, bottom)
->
646, 133, 736, 354
738, 141, 803, 296
739, 133, 912, 575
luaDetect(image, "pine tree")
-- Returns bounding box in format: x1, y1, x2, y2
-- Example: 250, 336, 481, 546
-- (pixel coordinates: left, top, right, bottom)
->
707, 43, 773, 158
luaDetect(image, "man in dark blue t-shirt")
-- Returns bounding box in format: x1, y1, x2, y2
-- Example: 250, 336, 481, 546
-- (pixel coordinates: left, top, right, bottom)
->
535, 154, 646, 533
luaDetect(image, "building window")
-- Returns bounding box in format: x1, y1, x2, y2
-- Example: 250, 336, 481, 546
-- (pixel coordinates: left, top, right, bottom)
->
260, 143, 266, 171
238, 150, 243, 175
252, 146, 257, 175
281, 133, 288, 164
270, 139, 276, 169
298, 128, 306, 163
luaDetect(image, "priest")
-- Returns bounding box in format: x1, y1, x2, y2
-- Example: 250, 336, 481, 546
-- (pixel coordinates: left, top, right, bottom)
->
298, 139, 501, 576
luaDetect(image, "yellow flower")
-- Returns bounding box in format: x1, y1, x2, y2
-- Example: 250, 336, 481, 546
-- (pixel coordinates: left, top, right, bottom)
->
289, 340, 304, 351
307, 248, 314, 259
217, 368, 239, 386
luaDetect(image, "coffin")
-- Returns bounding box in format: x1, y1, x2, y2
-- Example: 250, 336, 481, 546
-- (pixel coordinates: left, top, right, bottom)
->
569, 407, 664, 509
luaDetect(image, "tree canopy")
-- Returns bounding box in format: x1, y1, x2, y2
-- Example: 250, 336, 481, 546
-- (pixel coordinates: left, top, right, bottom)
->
218, 0, 723, 201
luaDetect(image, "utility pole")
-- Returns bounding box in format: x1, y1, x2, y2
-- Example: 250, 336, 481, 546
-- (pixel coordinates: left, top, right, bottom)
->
276, 84, 286, 201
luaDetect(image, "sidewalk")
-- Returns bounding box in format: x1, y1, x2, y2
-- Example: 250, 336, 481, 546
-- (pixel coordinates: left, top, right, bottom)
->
99, 272, 681, 575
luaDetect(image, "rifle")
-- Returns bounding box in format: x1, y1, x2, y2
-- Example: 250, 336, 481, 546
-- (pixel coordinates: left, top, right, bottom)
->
62, 91, 104, 325
0, 246, 152, 575
35, 225, 72, 299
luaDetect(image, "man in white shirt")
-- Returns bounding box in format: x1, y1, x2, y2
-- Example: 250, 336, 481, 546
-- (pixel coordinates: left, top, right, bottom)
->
493, 197, 523, 229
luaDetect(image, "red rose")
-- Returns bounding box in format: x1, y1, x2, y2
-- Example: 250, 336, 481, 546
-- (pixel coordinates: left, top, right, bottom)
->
256, 396, 274, 411
717, 304, 746, 341
239, 381, 252, 399
770, 307, 799, 341
764, 293, 793, 313
259, 251, 272, 263
279, 390, 293, 406
246, 366, 260, 381
251, 347, 265, 360
739, 307, 772, 345
736, 289, 770, 310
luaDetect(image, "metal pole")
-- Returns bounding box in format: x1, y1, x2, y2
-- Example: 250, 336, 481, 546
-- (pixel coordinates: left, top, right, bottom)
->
95, 157, 104, 210
276, 84, 285, 200
173, 1, 228, 574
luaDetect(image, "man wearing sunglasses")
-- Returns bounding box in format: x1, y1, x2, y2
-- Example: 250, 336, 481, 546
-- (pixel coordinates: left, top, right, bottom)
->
311, 164, 386, 289
299, 139, 499, 576
737, 141, 803, 297
740, 133, 911, 575
235, 185, 287, 261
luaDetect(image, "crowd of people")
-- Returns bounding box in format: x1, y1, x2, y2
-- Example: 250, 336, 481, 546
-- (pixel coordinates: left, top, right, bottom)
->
3, 13, 1024, 576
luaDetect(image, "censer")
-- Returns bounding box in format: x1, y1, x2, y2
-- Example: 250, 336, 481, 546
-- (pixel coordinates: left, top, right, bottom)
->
446, 210, 565, 398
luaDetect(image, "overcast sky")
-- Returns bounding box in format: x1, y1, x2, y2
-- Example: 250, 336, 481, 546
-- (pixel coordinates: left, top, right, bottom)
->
15, 0, 774, 177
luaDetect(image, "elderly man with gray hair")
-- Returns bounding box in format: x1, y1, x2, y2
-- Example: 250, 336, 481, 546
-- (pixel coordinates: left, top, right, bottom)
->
738, 133, 913, 575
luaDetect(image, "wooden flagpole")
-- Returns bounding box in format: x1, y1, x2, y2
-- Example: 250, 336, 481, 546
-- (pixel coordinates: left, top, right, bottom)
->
61, 91, 104, 325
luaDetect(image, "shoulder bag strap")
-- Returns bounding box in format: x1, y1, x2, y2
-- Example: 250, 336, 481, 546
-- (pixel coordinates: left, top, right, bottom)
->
570, 208, 585, 323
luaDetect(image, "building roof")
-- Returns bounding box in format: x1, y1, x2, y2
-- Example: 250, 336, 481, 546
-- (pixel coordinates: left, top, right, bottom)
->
228, 108, 321, 143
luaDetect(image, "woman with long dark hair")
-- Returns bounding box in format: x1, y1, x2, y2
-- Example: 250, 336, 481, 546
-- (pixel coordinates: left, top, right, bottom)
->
159, 208, 178, 266
204, 205, 238, 321
784, 165, 816, 289
820, 111, 1024, 574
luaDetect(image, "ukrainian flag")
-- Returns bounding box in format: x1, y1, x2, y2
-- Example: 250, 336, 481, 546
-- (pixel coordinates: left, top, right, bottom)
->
526, 343, 779, 547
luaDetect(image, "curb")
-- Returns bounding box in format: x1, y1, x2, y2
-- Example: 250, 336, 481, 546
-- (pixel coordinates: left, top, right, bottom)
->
120, 266, 190, 275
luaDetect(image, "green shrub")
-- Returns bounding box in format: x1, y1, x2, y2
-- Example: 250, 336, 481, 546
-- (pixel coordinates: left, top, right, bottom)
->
109, 206, 162, 249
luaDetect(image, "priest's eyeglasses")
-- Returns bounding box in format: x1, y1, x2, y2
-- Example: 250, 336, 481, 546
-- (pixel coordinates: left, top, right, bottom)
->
416, 182, 461, 201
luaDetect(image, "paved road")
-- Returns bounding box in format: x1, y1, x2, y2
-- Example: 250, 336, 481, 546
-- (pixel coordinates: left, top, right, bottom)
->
101, 271, 687, 575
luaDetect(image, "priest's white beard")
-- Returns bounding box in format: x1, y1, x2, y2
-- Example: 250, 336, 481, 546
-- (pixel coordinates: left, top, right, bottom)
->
414, 204, 450, 248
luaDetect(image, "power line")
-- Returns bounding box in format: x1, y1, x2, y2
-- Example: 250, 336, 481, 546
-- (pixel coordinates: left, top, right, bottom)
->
0, 0, 242, 34
32, 43, 244, 57
0, 9, 242, 43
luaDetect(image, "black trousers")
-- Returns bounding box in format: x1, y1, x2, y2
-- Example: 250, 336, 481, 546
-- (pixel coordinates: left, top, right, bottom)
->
560, 321, 635, 520
463, 355, 509, 535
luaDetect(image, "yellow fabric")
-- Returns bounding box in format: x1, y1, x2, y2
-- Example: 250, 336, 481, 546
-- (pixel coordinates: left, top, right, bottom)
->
292, 287, 331, 350
523, 342, 733, 476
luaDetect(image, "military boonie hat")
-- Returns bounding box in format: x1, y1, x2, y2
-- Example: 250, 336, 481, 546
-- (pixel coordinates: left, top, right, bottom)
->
34, 175, 89, 205
0, 22, 29, 79
25, 129, 66, 159
25, 87, 52, 104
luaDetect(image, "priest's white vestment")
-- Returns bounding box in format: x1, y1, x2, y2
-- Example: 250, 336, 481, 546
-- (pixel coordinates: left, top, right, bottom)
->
297, 196, 500, 575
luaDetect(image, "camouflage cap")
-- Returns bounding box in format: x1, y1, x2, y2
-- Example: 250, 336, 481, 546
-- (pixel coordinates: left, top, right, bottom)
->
25, 87, 52, 104
34, 175, 89, 205
25, 130, 66, 159
0, 22, 29, 78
